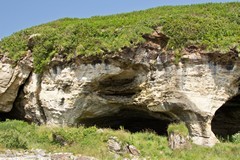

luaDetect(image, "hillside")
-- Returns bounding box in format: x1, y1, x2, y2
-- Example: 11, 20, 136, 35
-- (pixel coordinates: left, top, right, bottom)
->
1, 2, 240, 159
0, 120, 239, 159
0, 2, 239, 72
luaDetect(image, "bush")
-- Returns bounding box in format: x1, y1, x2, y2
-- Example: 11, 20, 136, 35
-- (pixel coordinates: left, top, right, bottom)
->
232, 133, 240, 144
167, 122, 189, 137
0, 130, 27, 149
0, 2, 239, 72
0, 120, 239, 159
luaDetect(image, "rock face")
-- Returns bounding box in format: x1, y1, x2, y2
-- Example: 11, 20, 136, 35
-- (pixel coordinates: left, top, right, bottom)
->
0, 56, 32, 112
0, 39, 240, 147
168, 132, 190, 150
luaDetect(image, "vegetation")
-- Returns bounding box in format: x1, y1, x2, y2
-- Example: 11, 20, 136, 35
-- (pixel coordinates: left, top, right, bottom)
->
167, 122, 189, 137
0, 2, 239, 72
231, 133, 240, 144
0, 120, 239, 159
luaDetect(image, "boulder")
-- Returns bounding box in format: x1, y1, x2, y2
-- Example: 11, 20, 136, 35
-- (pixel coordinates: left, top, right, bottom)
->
168, 132, 190, 150
107, 136, 122, 153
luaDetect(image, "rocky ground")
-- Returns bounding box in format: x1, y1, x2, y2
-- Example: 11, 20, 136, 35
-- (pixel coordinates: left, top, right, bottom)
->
0, 138, 142, 160
0, 149, 97, 160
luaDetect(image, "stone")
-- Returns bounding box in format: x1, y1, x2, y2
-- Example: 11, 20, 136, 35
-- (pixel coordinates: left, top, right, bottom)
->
108, 136, 122, 153
1, 39, 240, 147
51, 153, 74, 160
0, 61, 31, 112
168, 132, 190, 150
0, 150, 97, 160
126, 144, 140, 156
107, 136, 140, 157
52, 133, 70, 146
75, 156, 98, 160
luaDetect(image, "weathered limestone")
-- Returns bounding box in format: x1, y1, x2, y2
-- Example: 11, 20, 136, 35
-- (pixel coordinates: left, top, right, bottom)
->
0, 57, 32, 112
1, 42, 240, 146
168, 132, 190, 150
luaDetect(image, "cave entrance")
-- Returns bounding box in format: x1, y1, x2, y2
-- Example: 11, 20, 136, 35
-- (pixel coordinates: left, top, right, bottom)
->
0, 112, 7, 121
79, 108, 174, 135
0, 106, 26, 122
0, 111, 19, 122
212, 94, 240, 138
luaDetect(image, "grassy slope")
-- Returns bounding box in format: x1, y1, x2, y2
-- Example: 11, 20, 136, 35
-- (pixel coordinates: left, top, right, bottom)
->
0, 2, 239, 72
0, 120, 239, 159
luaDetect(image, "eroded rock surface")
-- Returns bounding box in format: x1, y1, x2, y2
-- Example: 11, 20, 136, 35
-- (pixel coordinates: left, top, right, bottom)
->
0, 56, 32, 112
1, 41, 240, 147
168, 132, 190, 150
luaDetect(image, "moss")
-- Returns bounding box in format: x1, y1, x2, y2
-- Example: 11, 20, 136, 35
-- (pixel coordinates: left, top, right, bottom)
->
0, 2, 239, 72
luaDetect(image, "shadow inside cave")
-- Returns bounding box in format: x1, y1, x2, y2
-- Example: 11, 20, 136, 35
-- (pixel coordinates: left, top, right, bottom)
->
0, 112, 17, 122
0, 113, 5, 121
78, 108, 174, 135
212, 94, 240, 138
0, 106, 27, 122
0, 106, 175, 136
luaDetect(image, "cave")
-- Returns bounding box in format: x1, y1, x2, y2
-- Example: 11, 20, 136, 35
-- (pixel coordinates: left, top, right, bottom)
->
0, 84, 27, 122
0, 108, 25, 122
0, 112, 7, 121
78, 108, 174, 135
0, 101, 27, 122
212, 94, 240, 138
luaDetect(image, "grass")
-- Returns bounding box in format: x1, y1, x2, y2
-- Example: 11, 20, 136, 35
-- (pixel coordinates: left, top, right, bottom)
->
0, 2, 239, 72
167, 122, 189, 137
0, 120, 239, 159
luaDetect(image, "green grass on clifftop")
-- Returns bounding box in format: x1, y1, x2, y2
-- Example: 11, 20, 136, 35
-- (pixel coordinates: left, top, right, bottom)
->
0, 2, 239, 72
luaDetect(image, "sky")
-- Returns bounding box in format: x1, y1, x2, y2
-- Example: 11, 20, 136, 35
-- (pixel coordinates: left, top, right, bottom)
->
0, 0, 237, 40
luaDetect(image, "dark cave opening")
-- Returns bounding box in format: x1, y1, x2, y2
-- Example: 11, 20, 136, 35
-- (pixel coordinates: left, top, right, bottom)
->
0, 112, 7, 121
0, 84, 27, 122
0, 104, 26, 122
78, 108, 174, 135
212, 94, 240, 138
0, 110, 22, 122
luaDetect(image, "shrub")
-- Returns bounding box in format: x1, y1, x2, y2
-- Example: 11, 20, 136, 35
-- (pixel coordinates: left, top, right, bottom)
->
0, 120, 239, 159
0, 130, 27, 149
0, 2, 239, 72
232, 133, 240, 144
167, 122, 189, 137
